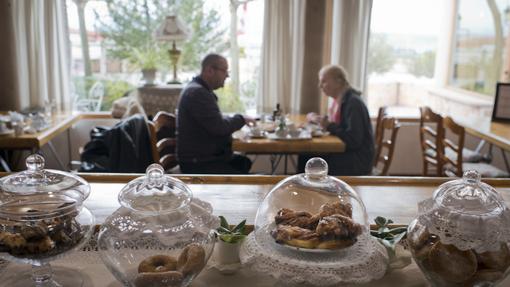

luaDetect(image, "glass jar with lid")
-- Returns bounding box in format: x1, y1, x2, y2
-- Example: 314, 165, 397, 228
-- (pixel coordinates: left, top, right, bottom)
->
241, 158, 388, 285
98, 164, 217, 287
0, 154, 95, 287
408, 170, 510, 287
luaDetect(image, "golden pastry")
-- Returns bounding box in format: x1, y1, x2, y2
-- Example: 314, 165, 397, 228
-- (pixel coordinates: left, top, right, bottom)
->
318, 202, 352, 218
428, 242, 477, 283
315, 214, 362, 240
274, 208, 319, 230
271, 225, 320, 249
177, 243, 206, 276
138, 254, 177, 273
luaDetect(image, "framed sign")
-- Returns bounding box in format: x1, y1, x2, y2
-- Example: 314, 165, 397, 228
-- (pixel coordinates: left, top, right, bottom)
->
492, 82, 510, 122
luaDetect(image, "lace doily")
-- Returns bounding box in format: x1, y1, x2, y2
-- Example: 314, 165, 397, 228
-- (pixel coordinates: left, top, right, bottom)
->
240, 225, 388, 286
418, 198, 510, 253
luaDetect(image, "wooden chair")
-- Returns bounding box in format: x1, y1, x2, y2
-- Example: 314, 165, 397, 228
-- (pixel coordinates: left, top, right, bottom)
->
147, 111, 179, 172
372, 116, 401, 176
419, 106, 444, 176
442, 116, 508, 177
374, 106, 389, 151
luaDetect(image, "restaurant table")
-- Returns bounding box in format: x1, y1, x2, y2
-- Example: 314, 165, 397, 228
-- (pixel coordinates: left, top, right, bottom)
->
0, 174, 509, 286
0, 112, 109, 171
233, 115, 345, 174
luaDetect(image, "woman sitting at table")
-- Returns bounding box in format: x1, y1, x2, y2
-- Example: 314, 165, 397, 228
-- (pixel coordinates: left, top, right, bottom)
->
298, 65, 374, 175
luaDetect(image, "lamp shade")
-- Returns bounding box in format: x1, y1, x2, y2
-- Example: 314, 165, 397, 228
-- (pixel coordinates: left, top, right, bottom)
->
154, 15, 189, 42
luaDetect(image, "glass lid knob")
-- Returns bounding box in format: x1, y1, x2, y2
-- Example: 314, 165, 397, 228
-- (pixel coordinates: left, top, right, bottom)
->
146, 164, 164, 186
305, 157, 328, 180
462, 170, 481, 185
26, 154, 45, 171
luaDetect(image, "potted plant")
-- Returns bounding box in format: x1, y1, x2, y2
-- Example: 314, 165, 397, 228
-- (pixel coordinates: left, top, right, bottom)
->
215, 216, 247, 265
370, 216, 411, 269
129, 46, 162, 85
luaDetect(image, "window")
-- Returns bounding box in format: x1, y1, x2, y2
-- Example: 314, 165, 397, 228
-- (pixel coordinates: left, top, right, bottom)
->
66, 0, 263, 113
366, 0, 441, 113
450, 0, 510, 97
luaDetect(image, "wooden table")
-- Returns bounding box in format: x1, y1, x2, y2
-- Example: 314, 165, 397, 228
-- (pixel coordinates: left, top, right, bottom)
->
233, 115, 345, 174
0, 112, 111, 171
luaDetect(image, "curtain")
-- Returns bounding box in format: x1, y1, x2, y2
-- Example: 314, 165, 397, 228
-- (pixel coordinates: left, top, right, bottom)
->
11, 0, 71, 111
258, 0, 305, 114
330, 0, 373, 100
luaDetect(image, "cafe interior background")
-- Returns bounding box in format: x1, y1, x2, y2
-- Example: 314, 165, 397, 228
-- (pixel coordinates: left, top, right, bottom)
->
0, 0, 508, 176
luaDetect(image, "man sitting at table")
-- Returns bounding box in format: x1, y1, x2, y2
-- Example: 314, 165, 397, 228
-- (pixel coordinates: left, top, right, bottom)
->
298, 65, 374, 175
177, 53, 254, 174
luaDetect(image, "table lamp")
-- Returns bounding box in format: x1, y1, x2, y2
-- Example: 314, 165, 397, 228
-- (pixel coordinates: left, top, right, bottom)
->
154, 15, 189, 84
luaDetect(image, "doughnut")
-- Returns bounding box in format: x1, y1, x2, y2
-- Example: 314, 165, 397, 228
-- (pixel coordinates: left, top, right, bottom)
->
428, 242, 477, 283
134, 270, 183, 287
138, 255, 177, 273
177, 243, 206, 275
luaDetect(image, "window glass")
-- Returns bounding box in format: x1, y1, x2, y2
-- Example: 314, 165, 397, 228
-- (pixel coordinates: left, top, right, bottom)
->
366, 0, 440, 113
66, 0, 262, 113
451, 0, 509, 96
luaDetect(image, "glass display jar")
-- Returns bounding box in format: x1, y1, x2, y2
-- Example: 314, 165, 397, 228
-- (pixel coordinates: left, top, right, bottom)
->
408, 170, 510, 287
0, 154, 95, 287
241, 158, 388, 285
98, 164, 217, 287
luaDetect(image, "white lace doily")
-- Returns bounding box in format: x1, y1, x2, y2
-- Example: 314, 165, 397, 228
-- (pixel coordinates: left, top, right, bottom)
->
240, 225, 388, 286
418, 198, 510, 253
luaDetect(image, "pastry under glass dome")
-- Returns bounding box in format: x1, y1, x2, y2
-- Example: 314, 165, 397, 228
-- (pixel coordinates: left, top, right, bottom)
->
98, 164, 218, 287
408, 170, 510, 287
0, 154, 95, 287
241, 158, 388, 286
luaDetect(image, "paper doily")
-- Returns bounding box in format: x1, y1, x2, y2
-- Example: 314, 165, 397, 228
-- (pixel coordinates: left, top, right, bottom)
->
240, 225, 388, 286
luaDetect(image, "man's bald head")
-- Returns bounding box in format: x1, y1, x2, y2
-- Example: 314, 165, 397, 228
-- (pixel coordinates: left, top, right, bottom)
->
200, 54, 229, 90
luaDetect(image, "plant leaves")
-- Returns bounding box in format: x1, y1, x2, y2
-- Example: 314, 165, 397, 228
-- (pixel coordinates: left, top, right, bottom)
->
217, 226, 231, 234
219, 216, 229, 229
232, 220, 246, 234
389, 227, 408, 235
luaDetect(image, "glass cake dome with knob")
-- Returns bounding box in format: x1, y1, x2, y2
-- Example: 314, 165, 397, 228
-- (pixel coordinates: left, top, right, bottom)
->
98, 164, 218, 287
408, 170, 510, 287
241, 158, 388, 286
0, 154, 95, 287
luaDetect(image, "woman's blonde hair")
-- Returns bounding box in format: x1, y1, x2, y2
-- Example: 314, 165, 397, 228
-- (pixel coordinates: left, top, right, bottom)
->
319, 65, 350, 87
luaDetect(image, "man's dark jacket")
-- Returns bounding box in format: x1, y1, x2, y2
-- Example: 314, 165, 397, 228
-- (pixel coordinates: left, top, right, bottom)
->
177, 77, 245, 163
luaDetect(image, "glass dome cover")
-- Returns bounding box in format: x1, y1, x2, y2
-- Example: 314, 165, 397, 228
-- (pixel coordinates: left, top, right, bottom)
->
416, 170, 510, 253
255, 157, 369, 240
0, 154, 90, 207
241, 158, 388, 285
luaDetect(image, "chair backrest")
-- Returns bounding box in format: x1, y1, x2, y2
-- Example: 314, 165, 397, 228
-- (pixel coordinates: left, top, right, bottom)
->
374, 106, 389, 149
419, 106, 444, 176
373, 116, 401, 176
148, 111, 178, 171
441, 116, 465, 177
